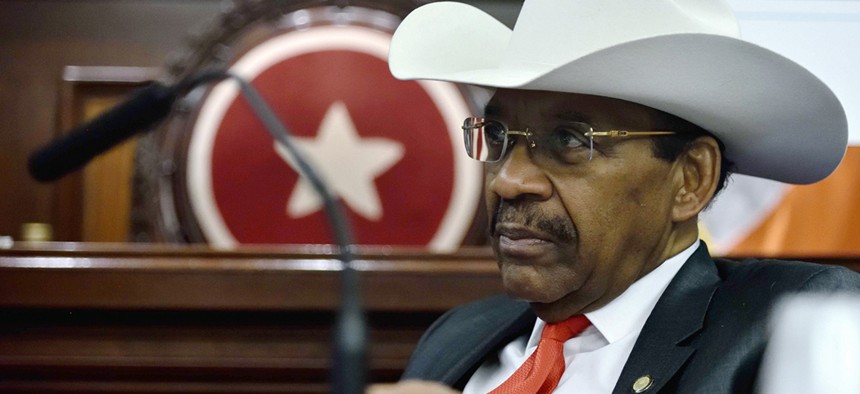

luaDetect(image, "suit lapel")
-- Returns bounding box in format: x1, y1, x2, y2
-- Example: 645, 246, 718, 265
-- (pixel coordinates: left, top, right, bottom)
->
444, 300, 535, 388
612, 244, 720, 394
401, 295, 535, 386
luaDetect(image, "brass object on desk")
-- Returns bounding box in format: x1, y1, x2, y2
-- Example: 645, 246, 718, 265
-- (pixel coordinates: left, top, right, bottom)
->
21, 222, 53, 242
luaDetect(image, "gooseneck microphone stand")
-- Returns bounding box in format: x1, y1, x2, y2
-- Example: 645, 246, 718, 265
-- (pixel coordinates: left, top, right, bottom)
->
28, 71, 367, 394
222, 72, 367, 394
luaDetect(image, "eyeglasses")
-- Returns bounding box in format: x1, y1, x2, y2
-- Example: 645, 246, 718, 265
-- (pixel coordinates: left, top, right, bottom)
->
462, 117, 676, 162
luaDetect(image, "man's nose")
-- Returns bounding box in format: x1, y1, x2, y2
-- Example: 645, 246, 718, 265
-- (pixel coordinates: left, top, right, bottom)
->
488, 141, 552, 201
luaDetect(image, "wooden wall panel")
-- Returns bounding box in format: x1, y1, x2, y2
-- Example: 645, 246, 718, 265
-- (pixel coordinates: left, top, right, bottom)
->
0, 0, 522, 244
54, 66, 160, 243
0, 1, 222, 242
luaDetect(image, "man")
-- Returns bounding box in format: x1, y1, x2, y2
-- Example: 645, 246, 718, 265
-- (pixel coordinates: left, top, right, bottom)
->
375, 0, 860, 392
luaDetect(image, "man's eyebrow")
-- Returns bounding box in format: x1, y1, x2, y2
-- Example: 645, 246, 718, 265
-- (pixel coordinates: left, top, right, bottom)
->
483, 104, 502, 117
557, 110, 591, 123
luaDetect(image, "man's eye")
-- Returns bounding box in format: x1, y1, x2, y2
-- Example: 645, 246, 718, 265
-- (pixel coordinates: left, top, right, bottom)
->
482, 122, 507, 146
551, 126, 588, 149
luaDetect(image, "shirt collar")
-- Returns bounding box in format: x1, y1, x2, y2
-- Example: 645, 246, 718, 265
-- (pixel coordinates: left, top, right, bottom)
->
585, 240, 700, 343
529, 240, 700, 346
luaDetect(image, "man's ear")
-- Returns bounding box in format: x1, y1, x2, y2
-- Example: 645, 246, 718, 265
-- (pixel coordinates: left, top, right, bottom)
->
672, 136, 721, 222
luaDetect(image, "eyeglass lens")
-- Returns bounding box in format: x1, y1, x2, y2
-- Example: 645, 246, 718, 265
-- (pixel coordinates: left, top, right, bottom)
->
463, 117, 508, 162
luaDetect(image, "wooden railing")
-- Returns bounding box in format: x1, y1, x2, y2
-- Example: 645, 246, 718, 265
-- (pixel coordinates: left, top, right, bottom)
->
0, 243, 857, 393
0, 243, 503, 393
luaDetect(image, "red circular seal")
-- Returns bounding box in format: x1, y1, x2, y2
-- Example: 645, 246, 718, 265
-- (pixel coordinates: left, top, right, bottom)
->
187, 24, 481, 250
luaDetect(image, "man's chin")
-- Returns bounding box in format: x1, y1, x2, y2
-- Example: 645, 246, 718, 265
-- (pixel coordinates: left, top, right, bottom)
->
503, 280, 591, 322
529, 301, 583, 323
502, 276, 567, 305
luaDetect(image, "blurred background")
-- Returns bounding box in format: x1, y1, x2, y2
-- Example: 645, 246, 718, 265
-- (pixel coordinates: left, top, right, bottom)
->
0, 0, 521, 250
3, 0, 860, 257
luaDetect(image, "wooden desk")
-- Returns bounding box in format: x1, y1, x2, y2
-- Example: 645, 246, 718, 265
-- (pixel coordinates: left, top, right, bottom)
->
0, 243, 502, 393
1, 244, 857, 393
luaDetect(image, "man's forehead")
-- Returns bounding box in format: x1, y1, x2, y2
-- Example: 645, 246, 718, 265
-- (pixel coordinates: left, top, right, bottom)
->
484, 89, 661, 127
484, 103, 594, 124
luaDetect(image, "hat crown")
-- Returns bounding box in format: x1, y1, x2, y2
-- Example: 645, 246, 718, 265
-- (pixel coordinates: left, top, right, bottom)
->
504, 0, 740, 70
388, 0, 848, 183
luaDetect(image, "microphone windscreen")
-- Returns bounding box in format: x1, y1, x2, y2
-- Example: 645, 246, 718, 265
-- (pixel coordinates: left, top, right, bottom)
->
28, 82, 177, 182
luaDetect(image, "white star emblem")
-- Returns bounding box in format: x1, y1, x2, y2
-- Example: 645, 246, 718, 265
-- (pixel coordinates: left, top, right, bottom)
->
274, 101, 405, 221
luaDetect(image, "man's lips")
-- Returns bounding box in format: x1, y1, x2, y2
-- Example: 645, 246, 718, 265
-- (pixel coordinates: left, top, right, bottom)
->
494, 224, 557, 259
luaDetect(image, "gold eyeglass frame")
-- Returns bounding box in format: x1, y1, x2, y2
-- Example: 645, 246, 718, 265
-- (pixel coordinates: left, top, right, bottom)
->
463, 118, 676, 161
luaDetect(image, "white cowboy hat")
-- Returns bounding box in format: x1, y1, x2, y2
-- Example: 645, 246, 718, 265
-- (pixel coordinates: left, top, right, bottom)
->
388, 0, 847, 184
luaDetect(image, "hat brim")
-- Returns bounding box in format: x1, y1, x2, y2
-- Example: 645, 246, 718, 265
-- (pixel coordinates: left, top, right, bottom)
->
390, 2, 847, 184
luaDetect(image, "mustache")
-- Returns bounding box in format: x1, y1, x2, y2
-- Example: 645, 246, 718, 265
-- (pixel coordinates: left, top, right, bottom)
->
491, 200, 576, 243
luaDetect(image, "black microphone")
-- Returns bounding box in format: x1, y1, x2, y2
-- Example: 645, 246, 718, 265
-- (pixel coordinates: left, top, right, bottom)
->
28, 81, 179, 182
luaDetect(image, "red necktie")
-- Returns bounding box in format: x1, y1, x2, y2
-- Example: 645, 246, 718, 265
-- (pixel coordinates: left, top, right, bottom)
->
490, 315, 591, 394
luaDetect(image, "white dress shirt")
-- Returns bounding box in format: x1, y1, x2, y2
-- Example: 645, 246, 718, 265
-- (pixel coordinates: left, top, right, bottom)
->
463, 240, 700, 393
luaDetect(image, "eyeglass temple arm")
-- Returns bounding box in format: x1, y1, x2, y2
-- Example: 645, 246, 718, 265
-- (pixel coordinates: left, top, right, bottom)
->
585, 130, 676, 137
584, 130, 675, 160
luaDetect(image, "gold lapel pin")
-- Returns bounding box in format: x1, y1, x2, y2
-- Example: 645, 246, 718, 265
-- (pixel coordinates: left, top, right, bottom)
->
632, 375, 654, 393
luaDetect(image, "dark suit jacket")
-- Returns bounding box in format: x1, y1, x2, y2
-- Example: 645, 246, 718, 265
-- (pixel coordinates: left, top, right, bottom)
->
401, 244, 860, 393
